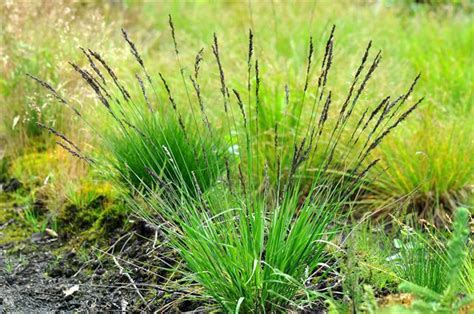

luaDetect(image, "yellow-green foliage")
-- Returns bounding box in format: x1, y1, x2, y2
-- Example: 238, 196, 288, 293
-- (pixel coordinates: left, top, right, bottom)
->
65, 178, 117, 209
0, 0, 124, 152
10, 149, 65, 185
0, 196, 30, 245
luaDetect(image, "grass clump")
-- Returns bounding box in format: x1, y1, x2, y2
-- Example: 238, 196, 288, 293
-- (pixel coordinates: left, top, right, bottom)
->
2, 2, 472, 312
366, 121, 473, 223
107, 113, 225, 196
391, 227, 448, 294
388, 209, 473, 298
31, 14, 424, 312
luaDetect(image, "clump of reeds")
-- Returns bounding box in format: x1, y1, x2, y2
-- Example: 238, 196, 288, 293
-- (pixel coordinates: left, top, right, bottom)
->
30, 17, 423, 312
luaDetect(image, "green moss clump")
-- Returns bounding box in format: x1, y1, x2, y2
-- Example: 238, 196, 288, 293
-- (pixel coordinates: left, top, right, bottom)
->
0, 195, 31, 245
57, 193, 128, 244
10, 150, 62, 186
90, 203, 129, 237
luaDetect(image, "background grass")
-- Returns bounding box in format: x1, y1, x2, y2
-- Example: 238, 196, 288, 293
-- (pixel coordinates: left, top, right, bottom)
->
2, 1, 471, 221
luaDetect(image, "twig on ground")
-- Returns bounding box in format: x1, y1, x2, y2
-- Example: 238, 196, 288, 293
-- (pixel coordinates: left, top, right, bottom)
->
111, 255, 147, 305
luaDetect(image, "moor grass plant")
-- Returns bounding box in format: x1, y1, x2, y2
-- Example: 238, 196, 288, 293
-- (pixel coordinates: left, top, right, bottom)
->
364, 120, 474, 223
30, 16, 425, 311
106, 112, 225, 195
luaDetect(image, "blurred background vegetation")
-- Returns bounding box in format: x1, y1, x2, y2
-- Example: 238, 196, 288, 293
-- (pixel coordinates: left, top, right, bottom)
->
1, 0, 472, 227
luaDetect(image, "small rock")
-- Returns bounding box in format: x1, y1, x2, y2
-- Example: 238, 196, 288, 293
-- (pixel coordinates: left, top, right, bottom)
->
63, 284, 80, 297
30, 232, 44, 243
45, 228, 58, 238
121, 299, 128, 312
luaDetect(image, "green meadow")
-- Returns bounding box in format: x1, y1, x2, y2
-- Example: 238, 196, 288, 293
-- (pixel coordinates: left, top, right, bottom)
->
0, 1, 472, 312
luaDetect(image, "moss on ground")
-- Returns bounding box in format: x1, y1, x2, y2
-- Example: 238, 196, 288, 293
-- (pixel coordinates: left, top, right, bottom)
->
0, 193, 31, 246
1, 149, 129, 251
10, 149, 65, 186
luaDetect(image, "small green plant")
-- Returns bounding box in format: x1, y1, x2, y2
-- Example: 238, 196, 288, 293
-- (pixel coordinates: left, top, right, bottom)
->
391, 230, 447, 294
342, 222, 397, 311
21, 207, 48, 233
65, 177, 115, 210
1, 254, 27, 275
66, 185, 101, 209
3, 257, 15, 274
392, 207, 473, 312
